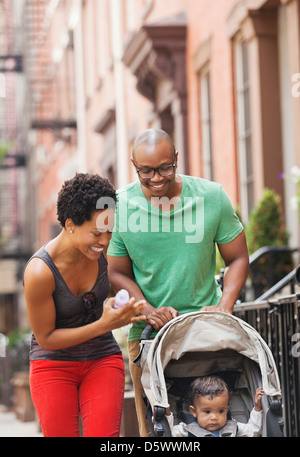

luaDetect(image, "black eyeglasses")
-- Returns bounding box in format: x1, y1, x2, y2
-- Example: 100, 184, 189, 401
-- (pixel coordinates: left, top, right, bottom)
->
82, 291, 97, 323
134, 162, 176, 180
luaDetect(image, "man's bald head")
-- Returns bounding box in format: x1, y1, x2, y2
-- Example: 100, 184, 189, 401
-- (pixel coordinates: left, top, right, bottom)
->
132, 128, 176, 160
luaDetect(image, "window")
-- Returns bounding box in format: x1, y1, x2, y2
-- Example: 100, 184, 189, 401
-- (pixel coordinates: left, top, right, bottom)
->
199, 67, 213, 180
234, 38, 254, 222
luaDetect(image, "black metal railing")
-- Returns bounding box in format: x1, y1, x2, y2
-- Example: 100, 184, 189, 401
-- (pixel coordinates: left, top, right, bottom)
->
249, 246, 299, 300
234, 294, 300, 437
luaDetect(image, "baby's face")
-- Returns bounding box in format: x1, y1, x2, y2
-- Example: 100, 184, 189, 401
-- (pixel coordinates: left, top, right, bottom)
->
189, 391, 229, 432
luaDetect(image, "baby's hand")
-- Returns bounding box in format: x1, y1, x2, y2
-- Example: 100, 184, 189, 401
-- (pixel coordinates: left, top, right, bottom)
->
254, 387, 264, 411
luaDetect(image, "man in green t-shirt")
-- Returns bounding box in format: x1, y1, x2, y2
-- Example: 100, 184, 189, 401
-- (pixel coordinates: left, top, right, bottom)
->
107, 128, 249, 436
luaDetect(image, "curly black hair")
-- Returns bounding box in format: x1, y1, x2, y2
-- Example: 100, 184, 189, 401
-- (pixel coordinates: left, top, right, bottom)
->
188, 376, 229, 406
57, 173, 117, 227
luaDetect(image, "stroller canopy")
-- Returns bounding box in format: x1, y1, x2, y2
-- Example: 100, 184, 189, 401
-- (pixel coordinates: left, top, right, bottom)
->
140, 311, 281, 409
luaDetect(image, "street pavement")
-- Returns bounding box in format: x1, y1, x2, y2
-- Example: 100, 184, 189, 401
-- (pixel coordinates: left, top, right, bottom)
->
0, 406, 42, 437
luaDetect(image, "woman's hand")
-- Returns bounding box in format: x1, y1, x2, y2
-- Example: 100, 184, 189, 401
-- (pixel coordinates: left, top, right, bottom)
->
100, 297, 146, 331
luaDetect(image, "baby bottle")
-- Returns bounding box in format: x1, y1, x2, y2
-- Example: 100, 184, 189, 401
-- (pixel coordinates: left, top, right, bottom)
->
113, 289, 130, 309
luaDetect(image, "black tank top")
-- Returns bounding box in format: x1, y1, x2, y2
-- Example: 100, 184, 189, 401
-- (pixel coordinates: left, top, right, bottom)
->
27, 245, 121, 361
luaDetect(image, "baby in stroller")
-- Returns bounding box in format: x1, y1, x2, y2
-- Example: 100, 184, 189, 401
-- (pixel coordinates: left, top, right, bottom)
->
138, 311, 283, 437
166, 375, 264, 437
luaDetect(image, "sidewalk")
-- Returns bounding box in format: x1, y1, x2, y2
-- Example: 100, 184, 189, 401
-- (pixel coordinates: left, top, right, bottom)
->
0, 391, 138, 437
0, 406, 42, 437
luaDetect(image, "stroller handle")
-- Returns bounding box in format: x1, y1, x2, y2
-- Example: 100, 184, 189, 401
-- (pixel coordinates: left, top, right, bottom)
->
140, 324, 155, 341
140, 313, 184, 340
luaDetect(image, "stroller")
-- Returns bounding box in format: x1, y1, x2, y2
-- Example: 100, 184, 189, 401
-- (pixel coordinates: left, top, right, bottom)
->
135, 311, 284, 437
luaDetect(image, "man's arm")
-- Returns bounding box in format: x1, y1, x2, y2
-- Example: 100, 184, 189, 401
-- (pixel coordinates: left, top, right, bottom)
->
107, 254, 178, 330
201, 231, 249, 314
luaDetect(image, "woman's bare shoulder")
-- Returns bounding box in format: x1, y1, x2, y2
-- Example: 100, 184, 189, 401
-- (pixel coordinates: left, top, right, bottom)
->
24, 257, 54, 291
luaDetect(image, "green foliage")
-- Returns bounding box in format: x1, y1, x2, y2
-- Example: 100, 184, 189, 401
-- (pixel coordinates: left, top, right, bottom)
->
215, 189, 292, 297
7, 328, 30, 349
244, 188, 293, 297
245, 188, 289, 255
0, 140, 11, 164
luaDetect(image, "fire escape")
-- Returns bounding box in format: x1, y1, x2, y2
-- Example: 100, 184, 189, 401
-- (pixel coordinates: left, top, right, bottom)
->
0, 0, 77, 333
0, 1, 26, 257
24, 0, 77, 133
0, 0, 27, 334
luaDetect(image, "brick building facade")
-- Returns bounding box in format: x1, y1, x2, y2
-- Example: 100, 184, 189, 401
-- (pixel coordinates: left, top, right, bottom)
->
23, 0, 300, 247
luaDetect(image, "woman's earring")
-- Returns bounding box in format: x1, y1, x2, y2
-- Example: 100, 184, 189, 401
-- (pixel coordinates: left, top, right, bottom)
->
70, 230, 73, 234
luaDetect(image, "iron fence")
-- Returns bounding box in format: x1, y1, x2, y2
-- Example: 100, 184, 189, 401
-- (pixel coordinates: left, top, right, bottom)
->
234, 294, 300, 437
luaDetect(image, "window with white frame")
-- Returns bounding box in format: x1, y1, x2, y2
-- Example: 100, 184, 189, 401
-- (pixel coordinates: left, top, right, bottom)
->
234, 38, 254, 222
199, 67, 213, 181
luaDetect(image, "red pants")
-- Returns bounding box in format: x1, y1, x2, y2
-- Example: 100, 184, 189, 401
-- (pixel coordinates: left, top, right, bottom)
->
30, 355, 125, 437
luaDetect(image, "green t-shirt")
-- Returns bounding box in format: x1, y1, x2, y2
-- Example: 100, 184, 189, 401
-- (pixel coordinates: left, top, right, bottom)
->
107, 175, 243, 341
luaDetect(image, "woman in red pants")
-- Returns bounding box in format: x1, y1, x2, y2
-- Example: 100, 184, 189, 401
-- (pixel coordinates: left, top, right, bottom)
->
24, 173, 145, 437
